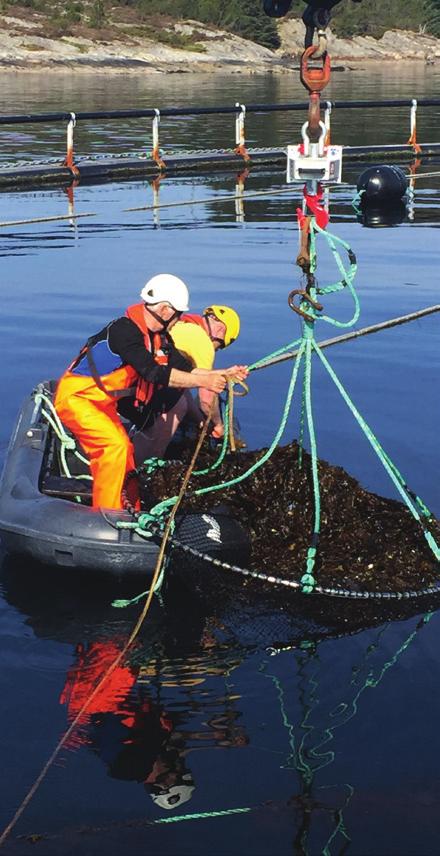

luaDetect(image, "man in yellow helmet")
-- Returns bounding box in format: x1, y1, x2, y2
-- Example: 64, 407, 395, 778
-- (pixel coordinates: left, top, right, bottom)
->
170, 305, 241, 440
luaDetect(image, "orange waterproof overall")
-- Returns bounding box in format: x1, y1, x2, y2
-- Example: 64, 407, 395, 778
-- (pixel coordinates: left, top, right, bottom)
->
54, 304, 165, 510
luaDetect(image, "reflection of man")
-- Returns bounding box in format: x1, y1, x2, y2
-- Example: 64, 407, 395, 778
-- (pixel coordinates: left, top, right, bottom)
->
144, 754, 195, 811
59, 633, 250, 815
149, 776, 195, 811
59, 639, 196, 808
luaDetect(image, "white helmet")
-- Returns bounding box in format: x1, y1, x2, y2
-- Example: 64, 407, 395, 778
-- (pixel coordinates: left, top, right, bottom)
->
140, 274, 189, 312
150, 782, 195, 811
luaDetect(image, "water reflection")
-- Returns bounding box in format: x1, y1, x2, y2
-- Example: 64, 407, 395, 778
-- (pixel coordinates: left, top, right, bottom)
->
59, 631, 248, 812
1, 68, 440, 165
260, 611, 435, 854
60, 639, 200, 811
1, 164, 440, 262
2, 557, 439, 851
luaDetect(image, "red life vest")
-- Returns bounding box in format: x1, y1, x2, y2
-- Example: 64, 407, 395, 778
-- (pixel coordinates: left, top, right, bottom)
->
180, 313, 207, 332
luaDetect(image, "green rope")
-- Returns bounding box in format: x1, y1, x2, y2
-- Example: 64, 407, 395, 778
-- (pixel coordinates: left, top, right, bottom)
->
138, 337, 307, 528
300, 614, 434, 781
153, 807, 252, 824
297, 360, 306, 469
193, 395, 231, 477
313, 222, 360, 329
321, 785, 354, 856
116, 213, 437, 598
301, 334, 320, 594
112, 519, 174, 608
36, 392, 92, 481
351, 188, 365, 216
112, 591, 149, 609
313, 342, 440, 562
380, 447, 433, 521
248, 337, 303, 373
264, 615, 434, 854
260, 663, 297, 771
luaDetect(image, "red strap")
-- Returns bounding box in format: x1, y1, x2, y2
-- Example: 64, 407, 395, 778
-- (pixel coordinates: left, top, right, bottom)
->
180, 313, 206, 330
296, 183, 329, 232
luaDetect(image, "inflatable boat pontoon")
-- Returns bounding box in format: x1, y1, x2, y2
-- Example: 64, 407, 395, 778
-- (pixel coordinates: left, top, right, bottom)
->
0, 383, 249, 576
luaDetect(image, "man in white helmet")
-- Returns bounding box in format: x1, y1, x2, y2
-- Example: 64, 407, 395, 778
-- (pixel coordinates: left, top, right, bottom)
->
55, 274, 248, 510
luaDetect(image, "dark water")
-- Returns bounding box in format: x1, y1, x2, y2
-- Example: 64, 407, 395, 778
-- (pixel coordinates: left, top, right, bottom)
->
0, 68, 440, 855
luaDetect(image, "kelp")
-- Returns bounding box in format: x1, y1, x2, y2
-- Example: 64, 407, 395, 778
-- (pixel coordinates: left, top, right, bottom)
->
140, 442, 440, 594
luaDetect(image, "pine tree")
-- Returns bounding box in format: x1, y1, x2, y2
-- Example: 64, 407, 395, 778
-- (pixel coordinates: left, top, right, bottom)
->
221, 0, 280, 48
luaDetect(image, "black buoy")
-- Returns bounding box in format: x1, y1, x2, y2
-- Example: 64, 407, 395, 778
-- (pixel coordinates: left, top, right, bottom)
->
357, 199, 407, 228
357, 165, 408, 206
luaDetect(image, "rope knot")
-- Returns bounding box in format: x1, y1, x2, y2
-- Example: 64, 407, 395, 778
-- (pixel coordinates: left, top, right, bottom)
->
300, 573, 316, 595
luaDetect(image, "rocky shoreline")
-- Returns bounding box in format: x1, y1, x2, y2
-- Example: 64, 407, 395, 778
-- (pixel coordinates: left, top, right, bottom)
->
1, 14, 440, 73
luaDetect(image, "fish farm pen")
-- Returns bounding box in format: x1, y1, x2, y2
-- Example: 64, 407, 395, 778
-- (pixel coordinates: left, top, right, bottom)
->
1, 97, 440, 189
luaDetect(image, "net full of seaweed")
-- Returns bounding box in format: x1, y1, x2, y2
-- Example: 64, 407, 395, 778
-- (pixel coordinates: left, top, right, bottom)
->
122, 205, 440, 604
138, 441, 440, 596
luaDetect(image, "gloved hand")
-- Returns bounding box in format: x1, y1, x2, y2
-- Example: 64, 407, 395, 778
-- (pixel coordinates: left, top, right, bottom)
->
210, 425, 224, 440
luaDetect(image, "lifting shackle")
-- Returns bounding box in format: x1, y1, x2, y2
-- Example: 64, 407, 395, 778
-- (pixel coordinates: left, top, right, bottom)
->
301, 44, 331, 92
300, 45, 331, 143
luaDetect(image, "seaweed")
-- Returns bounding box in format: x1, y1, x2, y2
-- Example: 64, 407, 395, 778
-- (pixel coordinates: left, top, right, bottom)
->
140, 441, 440, 594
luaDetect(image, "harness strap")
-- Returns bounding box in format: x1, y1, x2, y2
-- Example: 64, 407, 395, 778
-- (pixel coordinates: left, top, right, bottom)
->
85, 341, 135, 400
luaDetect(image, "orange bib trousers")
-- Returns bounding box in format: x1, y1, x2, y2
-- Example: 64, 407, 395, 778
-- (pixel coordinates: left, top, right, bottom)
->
54, 370, 137, 510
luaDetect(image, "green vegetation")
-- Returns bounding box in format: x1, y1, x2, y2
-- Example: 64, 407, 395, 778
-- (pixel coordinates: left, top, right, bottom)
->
2, 0, 440, 43
122, 24, 207, 50
65, 0, 83, 23
155, 30, 207, 51
88, 0, 105, 27
67, 39, 90, 51
115, 0, 440, 44
125, 0, 281, 48
330, 0, 440, 39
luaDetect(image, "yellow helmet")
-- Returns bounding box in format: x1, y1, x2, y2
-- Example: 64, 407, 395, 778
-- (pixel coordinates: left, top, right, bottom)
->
203, 305, 240, 348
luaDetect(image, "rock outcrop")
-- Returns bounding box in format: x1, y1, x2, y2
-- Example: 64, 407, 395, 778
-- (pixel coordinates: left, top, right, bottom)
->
278, 18, 440, 62
1, 13, 440, 72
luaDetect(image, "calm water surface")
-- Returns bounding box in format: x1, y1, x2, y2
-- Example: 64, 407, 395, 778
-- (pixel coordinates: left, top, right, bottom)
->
0, 68, 439, 855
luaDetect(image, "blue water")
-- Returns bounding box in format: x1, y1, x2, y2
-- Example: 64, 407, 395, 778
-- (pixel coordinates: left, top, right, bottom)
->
0, 69, 440, 855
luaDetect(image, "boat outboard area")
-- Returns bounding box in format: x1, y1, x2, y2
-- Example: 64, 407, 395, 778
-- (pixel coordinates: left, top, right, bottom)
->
0, 382, 250, 577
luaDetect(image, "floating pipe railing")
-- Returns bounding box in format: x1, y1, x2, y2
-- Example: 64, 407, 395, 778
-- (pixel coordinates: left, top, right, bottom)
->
1, 97, 440, 124
0, 97, 439, 186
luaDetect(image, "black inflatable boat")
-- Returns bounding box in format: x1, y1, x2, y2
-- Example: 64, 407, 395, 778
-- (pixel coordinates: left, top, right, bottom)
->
0, 383, 249, 576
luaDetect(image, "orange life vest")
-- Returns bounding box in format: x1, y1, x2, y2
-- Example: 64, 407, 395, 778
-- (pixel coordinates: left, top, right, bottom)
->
68, 303, 170, 407
125, 303, 170, 407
